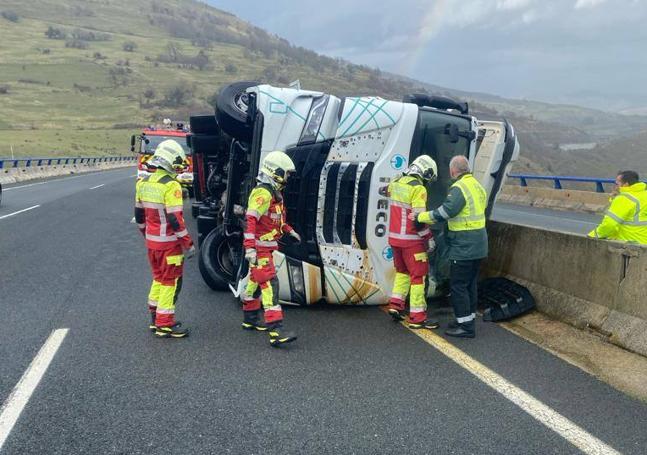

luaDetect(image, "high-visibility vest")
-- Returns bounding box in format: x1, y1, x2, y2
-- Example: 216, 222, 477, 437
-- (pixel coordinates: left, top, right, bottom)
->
588, 182, 647, 244
387, 175, 430, 247
244, 184, 293, 251
447, 174, 487, 232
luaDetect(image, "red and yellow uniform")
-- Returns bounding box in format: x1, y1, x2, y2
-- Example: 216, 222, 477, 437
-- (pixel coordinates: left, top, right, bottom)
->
386, 174, 431, 324
135, 169, 193, 328
242, 184, 295, 324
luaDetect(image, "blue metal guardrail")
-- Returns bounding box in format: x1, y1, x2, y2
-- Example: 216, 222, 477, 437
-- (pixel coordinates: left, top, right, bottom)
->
508, 174, 621, 193
0, 156, 136, 170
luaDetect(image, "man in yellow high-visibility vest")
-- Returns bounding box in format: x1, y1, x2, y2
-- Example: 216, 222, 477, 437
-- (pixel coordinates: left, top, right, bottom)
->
588, 170, 647, 244
412, 156, 487, 338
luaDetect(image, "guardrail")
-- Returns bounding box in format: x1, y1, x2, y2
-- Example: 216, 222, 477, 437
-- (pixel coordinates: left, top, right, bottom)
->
0, 156, 136, 169
508, 174, 618, 193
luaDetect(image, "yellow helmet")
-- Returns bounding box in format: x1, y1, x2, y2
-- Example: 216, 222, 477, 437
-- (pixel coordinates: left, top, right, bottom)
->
149, 139, 187, 174
409, 154, 437, 182
260, 151, 295, 187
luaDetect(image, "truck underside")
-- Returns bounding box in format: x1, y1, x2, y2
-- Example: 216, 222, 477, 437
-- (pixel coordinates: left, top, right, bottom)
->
190, 82, 520, 305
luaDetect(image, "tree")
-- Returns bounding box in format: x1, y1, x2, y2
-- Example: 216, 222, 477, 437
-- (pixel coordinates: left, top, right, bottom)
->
163, 84, 194, 107
225, 63, 238, 74
123, 41, 138, 52
45, 26, 66, 40
143, 88, 156, 102
1, 10, 19, 22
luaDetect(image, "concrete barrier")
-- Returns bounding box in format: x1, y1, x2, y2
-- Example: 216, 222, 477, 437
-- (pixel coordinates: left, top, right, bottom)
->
498, 185, 610, 214
0, 159, 136, 185
483, 221, 647, 357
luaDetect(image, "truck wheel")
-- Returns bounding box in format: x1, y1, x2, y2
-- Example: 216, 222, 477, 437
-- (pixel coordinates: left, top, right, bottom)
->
198, 225, 240, 291
189, 115, 219, 135
215, 81, 259, 142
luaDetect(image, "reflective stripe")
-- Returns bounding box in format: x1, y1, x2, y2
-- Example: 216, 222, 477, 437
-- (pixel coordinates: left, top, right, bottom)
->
391, 293, 405, 301
146, 233, 178, 242
244, 233, 255, 239
389, 232, 425, 241
452, 214, 486, 223
437, 206, 450, 220
604, 210, 626, 224
266, 305, 282, 312
456, 313, 475, 323
391, 200, 412, 209
246, 209, 260, 219
175, 229, 189, 238
412, 207, 425, 214
409, 307, 426, 314
158, 208, 167, 237
400, 211, 407, 235
256, 240, 278, 248
166, 205, 183, 213
270, 213, 281, 220
156, 308, 175, 315
141, 202, 165, 209
148, 299, 158, 307
418, 228, 430, 237
137, 223, 145, 229
604, 209, 647, 226
135, 201, 143, 208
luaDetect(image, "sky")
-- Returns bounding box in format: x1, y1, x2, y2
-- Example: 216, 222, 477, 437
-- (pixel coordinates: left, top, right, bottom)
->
207, 0, 647, 111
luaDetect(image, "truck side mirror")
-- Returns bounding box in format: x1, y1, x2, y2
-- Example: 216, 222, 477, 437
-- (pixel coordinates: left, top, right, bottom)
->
444, 124, 459, 143
130, 135, 136, 152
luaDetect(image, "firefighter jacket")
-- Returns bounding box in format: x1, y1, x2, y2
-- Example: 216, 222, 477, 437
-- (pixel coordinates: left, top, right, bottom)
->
588, 182, 647, 244
386, 174, 431, 248
244, 184, 294, 252
135, 169, 193, 251
419, 173, 488, 261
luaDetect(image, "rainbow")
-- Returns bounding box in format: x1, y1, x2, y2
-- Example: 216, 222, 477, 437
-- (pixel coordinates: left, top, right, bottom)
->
401, 0, 447, 77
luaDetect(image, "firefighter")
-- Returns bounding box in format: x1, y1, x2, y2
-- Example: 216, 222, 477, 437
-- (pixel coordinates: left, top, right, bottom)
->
135, 139, 195, 338
413, 156, 487, 338
241, 151, 301, 347
588, 170, 647, 244
381, 154, 439, 329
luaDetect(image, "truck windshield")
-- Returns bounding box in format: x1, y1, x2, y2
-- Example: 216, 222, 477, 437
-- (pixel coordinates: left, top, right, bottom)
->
409, 110, 472, 209
142, 135, 191, 155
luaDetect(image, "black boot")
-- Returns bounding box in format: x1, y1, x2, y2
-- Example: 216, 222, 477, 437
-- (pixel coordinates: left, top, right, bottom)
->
267, 323, 297, 347
149, 312, 157, 332
408, 317, 440, 330
445, 321, 475, 338
155, 323, 189, 338
388, 308, 406, 322
242, 311, 267, 332
447, 320, 460, 330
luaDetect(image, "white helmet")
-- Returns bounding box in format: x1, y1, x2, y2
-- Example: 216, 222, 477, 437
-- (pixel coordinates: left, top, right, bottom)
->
259, 151, 296, 188
149, 139, 187, 174
408, 154, 437, 182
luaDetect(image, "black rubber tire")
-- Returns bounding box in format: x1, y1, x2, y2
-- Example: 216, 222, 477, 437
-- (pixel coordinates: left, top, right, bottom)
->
190, 134, 223, 156
189, 115, 219, 135
215, 81, 259, 142
198, 225, 240, 291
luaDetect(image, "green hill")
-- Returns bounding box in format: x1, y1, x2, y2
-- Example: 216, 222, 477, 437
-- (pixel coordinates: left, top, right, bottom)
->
0, 0, 645, 178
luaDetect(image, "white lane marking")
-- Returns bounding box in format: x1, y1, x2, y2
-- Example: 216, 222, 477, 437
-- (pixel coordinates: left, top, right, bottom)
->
0, 329, 69, 451
0, 205, 40, 220
3, 182, 47, 191
407, 328, 622, 455
494, 206, 600, 225
89, 184, 105, 190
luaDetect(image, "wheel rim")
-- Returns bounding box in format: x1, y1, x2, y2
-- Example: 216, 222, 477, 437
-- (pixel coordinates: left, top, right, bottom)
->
215, 238, 236, 279
233, 92, 249, 115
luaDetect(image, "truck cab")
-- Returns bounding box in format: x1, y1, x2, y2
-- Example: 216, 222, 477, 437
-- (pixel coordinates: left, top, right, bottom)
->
191, 82, 519, 304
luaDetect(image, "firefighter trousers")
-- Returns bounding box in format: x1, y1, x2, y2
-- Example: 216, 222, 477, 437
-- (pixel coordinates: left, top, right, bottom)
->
388, 245, 429, 323
242, 251, 283, 325
147, 245, 184, 328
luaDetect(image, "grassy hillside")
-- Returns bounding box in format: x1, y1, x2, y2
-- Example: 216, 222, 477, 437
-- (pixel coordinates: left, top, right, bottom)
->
0, 0, 644, 179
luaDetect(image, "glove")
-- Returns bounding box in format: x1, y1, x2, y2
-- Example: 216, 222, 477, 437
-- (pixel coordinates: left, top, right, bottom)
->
245, 248, 257, 265
289, 230, 302, 244
427, 238, 436, 254
185, 245, 196, 259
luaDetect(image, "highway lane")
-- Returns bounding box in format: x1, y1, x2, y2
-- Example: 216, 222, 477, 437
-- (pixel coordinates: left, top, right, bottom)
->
1, 173, 646, 454
492, 202, 601, 235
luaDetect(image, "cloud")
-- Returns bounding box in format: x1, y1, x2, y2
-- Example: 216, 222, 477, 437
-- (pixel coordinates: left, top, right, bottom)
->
574, 0, 607, 9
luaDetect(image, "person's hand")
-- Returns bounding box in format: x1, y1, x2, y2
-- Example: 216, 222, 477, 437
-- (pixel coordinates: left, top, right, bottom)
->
245, 248, 257, 265
185, 245, 196, 259
289, 230, 302, 244
427, 238, 436, 254
408, 212, 418, 221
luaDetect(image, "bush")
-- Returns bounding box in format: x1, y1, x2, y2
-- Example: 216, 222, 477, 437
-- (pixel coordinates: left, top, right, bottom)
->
123, 41, 138, 52
0, 85, 9, 95
71, 29, 110, 42
162, 84, 194, 107
1, 10, 19, 22
93, 52, 107, 60
45, 26, 66, 40
65, 39, 89, 50
225, 63, 238, 74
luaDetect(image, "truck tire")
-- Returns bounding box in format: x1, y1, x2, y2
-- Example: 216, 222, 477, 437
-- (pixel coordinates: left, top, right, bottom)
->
198, 225, 240, 291
215, 81, 259, 142
190, 115, 219, 135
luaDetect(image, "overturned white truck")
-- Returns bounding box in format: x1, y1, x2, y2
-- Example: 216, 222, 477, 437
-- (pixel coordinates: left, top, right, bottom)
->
189, 81, 519, 305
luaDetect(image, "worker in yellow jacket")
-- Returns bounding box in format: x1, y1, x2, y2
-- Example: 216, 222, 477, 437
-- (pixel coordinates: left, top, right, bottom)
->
588, 170, 647, 244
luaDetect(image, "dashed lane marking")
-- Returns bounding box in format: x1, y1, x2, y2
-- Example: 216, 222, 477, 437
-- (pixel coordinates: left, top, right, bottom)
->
0, 329, 69, 451
406, 324, 622, 455
3, 182, 47, 191
0, 205, 40, 220
89, 184, 105, 189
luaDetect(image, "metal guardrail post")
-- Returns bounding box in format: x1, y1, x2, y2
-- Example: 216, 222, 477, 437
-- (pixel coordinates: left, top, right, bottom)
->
553, 178, 562, 190
26, 159, 31, 167
12, 160, 18, 168
519, 177, 527, 187
595, 181, 605, 193
0, 160, 3, 169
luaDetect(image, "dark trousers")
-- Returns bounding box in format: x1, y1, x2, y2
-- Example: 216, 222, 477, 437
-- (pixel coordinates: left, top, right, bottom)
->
450, 259, 482, 331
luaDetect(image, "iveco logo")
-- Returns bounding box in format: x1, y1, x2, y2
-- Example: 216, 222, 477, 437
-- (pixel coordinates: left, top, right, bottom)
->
390, 154, 406, 170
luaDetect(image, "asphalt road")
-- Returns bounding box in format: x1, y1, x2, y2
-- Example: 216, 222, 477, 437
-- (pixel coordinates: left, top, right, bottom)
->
491, 202, 601, 235
1, 168, 646, 454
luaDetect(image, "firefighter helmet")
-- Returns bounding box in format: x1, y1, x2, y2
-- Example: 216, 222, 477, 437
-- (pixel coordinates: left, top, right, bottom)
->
259, 151, 295, 187
149, 139, 187, 174
408, 155, 437, 182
